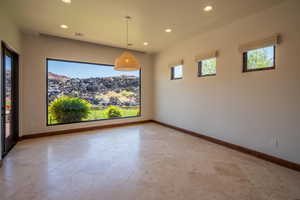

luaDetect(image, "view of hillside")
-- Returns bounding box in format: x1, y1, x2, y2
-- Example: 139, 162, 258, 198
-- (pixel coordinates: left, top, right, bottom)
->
47, 60, 140, 125
48, 72, 140, 106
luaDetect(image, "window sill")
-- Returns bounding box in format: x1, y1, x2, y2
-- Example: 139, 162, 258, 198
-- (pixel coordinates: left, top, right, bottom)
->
243, 66, 275, 73
171, 78, 183, 80
47, 115, 141, 126
198, 74, 216, 77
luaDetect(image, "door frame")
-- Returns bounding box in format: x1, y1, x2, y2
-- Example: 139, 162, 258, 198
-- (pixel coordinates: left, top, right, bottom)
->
1, 41, 19, 158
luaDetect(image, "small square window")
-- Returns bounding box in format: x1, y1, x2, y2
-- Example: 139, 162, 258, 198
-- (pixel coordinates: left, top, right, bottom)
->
243, 46, 275, 72
171, 65, 183, 80
198, 58, 216, 77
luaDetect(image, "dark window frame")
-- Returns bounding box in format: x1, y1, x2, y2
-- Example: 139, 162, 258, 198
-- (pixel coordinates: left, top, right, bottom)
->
243, 46, 276, 73
1, 41, 19, 157
46, 58, 142, 126
198, 58, 217, 77
170, 65, 183, 80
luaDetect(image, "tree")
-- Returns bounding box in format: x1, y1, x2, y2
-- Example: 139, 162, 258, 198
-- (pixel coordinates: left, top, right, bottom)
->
247, 48, 273, 69
202, 58, 216, 75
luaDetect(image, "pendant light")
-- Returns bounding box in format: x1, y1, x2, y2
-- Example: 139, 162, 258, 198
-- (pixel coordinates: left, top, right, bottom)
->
114, 16, 140, 71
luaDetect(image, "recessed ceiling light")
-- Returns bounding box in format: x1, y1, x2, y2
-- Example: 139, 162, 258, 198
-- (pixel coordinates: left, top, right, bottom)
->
204, 5, 213, 12
62, 0, 71, 4
143, 42, 149, 46
165, 28, 172, 33
60, 24, 68, 29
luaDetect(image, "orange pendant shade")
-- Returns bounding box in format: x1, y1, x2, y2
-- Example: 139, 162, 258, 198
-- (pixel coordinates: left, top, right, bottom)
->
114, 51, 140, 71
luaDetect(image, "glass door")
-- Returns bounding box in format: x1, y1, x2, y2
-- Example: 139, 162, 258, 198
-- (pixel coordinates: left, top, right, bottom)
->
1, 42, 19, 157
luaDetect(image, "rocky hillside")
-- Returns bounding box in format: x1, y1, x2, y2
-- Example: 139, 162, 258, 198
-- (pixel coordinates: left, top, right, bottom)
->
48, 72, 70, 82
48, 72, 140, 106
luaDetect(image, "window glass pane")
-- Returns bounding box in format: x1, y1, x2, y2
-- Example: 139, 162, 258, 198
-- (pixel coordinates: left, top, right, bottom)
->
247, 46, 274, 70
201, 58, 216, 75
173, 65, 183, 79
47, 60, 140, 125
5, 56, 12, 138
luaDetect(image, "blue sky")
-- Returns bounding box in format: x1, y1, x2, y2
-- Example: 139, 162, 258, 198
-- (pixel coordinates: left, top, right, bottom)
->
48, 60, 139, 78
5, 56, 12, 70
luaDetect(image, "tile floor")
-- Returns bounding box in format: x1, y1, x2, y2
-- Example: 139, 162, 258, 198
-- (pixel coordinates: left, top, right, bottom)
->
0, 123, 299, 200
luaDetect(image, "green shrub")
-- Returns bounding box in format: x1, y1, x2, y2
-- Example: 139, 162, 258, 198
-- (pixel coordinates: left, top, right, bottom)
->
104, 106, 122, 118
49, 96, 91, 123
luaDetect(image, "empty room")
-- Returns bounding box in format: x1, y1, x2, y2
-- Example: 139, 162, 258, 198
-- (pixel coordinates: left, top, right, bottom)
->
0, 0, 300, 199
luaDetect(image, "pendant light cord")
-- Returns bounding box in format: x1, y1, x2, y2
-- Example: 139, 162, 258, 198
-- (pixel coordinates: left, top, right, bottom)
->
126, 18, 129, 48
125, 1, 129, 49
125, 16, 131, 49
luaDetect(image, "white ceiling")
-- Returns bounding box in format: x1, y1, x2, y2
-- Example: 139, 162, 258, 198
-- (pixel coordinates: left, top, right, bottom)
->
3, 0, 285, 53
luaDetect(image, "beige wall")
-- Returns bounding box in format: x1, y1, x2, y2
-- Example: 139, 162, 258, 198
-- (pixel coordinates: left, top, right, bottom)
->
0, 7, 22, 159
20, 34, 153, 136
0, 8, 22, 53
153, 0, 300, 164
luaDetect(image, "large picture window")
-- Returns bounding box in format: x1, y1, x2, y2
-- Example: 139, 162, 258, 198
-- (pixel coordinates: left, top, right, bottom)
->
47, 59, 141, 125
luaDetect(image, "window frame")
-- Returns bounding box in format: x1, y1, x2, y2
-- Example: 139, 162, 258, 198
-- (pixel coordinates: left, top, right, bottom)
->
243, 46, 276, 73
170, 65, 183, 80
46, 58, 142, 126
198, 58, 217, 77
